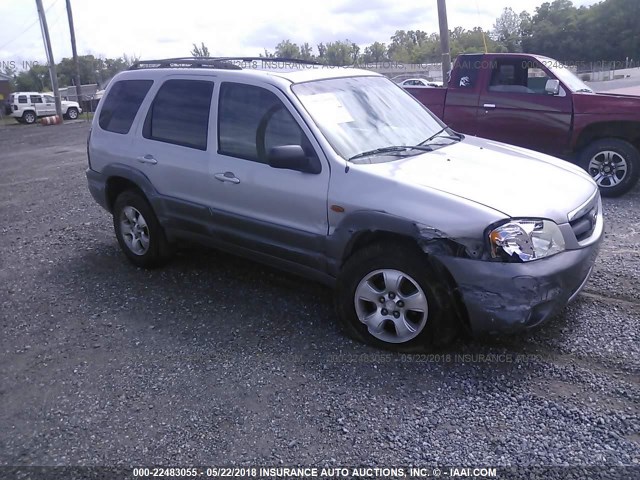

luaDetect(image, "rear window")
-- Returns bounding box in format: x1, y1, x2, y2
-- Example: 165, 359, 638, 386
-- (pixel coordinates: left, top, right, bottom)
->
99, 80, 153, 134
143, 79, 214, 150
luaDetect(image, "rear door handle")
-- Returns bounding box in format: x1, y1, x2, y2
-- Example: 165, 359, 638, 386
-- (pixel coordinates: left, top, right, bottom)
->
483, 103, 496, 109
214, 172, 240, 184
137, 154, 157, 165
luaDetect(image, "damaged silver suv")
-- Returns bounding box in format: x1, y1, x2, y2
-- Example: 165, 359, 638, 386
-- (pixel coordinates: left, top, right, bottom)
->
86, 57, 603, 351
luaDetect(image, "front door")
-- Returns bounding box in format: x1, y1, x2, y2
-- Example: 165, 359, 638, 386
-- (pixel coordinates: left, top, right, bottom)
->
208, 81, 330, 268
475, 57, 573, 156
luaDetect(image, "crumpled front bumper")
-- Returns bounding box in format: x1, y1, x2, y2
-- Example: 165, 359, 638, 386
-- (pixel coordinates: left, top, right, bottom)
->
436, 240, 601, 335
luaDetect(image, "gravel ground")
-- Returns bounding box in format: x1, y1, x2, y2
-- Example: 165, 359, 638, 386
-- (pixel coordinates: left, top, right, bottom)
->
0, 121, 638, 475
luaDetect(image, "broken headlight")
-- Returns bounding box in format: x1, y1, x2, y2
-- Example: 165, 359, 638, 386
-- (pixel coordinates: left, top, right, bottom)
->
489, 220, 565, 262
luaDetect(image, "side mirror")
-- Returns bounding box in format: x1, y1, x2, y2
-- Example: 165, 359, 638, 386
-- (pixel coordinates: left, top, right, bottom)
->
267, 145, 320, 174
545, 79, 560, 96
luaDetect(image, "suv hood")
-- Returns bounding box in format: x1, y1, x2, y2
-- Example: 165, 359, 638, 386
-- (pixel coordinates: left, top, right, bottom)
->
369, 136, 597, 224
61, 100, 79, 107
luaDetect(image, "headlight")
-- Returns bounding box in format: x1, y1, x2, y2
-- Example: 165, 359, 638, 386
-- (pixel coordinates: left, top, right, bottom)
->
489, 219, 565, 262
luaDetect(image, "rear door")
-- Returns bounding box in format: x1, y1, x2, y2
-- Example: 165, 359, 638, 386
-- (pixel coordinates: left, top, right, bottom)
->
29, 94, 47, 117
42, 95, 56, 115
131, 76, 216, 229
475, 57, 573, 155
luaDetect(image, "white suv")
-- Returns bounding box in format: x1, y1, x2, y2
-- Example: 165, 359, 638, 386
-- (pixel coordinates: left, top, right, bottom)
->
86, 57, 602, 351
9, 92, 82, 124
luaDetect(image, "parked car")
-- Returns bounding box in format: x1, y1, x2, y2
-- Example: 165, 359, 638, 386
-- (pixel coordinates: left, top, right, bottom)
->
399, 78, 443, 88
87, 57, 602, 352
404, 53, 640, 197
8, 92, 82, 124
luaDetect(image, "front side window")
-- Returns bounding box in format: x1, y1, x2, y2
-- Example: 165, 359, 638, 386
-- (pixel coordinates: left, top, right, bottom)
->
99, 80, 153, 134
143, 79, 214, 150
489, 60, 554, 95
218, 83, 309, 163
44, 95, 54, 103
30, 95, 43, 104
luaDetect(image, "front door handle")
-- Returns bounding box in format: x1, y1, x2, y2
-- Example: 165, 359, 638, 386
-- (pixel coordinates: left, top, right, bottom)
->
137, 154, 157, 165
483, 103, 496, 109
214, 172, 240, 184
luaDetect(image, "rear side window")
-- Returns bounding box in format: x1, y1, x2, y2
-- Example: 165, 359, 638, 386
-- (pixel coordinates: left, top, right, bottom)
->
99, 80, 153, 134
143, 79, 214, 150
18, 95, 27, 104
453, 54, 482, 88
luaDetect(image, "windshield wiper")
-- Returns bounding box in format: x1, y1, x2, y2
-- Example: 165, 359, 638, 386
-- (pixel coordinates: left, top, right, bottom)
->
348, 145, 433, 161
419, 126, 461, 145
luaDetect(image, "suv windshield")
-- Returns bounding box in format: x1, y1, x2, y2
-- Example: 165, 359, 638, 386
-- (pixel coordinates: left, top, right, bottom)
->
292, 76, 450, 161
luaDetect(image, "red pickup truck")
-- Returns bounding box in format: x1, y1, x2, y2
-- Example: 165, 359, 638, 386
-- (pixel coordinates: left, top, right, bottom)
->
405, 53, 640, 197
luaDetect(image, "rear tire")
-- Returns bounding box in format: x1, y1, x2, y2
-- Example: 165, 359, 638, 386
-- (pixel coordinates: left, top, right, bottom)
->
578, 138, 640, 197
113, 190, 172, 268
335, 241, 457, 352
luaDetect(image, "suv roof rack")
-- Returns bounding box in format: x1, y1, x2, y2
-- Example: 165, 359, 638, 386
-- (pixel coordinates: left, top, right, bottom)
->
129, 57, 322, 70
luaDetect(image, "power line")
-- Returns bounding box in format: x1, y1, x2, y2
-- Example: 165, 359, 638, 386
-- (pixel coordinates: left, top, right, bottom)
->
0, 0, 60, 53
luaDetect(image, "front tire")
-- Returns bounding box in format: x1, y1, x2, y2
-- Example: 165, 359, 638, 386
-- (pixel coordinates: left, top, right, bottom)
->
66, 107, 79, 120
113, 190, 172, 268
336, 241, 456, 352
578, 138, 640, 197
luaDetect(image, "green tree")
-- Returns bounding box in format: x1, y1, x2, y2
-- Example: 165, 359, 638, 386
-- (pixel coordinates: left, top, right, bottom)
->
492, 7, 523, 52
275, 40, 301, 58
325, 40, 354, 65
190, 42, 210, 57
362, 42, 387, 63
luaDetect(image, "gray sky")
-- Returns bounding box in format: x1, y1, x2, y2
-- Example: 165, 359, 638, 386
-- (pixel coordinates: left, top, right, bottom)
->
0, 0, 599, 66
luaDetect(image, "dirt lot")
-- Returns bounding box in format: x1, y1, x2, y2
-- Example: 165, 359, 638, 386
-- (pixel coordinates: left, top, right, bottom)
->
0, 121, 638, 475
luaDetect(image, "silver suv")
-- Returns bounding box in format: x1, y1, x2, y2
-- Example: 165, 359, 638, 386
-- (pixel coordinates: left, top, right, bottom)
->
86, 57, 603, 351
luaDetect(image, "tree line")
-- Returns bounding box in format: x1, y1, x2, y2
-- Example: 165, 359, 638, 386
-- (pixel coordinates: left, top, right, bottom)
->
2, 0, 637, 92
258, 0, 638, 65
3, 54, 139, 93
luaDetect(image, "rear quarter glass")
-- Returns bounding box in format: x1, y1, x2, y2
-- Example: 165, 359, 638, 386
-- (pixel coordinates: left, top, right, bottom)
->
99, 80, 154, 134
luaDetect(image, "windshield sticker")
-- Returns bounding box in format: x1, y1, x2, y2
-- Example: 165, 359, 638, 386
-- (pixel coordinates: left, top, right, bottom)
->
303, 93, 354, 124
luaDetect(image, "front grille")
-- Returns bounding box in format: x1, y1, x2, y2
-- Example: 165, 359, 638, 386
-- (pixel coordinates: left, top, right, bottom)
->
570, 205, 598, 242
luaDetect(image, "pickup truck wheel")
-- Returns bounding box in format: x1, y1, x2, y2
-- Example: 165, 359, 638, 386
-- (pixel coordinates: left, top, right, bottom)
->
113, 190, 172, 268
23, 111, 36, 124
336, 241, 455, 352
66, 107, 79, 120
578, 138, 640, 197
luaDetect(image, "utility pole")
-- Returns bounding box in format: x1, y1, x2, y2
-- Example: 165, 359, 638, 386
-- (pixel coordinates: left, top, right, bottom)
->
437, 0, 451, 88
35, 0, 63, 121
65, 0, 82, 103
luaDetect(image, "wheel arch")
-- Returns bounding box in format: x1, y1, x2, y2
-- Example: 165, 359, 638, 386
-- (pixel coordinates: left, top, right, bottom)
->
101, 164, 162, 214
575, 121, 640, 153
328, 211, 477, 333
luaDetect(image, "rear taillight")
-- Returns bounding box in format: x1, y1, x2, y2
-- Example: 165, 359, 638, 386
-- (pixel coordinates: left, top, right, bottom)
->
13, 105, 17, 111
87, 128, 92, 168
